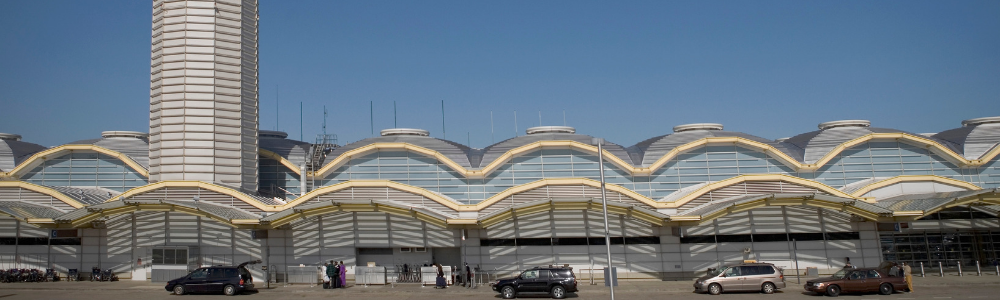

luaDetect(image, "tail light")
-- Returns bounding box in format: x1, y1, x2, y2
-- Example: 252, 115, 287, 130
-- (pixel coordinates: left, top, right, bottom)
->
239, 278, 245, 285
780, 273, 784, 281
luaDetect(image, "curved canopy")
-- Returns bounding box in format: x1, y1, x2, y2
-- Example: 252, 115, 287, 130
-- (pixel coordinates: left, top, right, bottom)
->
260, 199, 450, 228
671, 193, 895, 225
44, 198, 262, 228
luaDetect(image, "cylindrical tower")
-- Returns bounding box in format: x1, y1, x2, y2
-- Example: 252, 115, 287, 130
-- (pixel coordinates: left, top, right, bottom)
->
148, 0, 259, 191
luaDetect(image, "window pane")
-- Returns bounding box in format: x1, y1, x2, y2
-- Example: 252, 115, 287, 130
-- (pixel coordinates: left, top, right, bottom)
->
164, 249, 176, 265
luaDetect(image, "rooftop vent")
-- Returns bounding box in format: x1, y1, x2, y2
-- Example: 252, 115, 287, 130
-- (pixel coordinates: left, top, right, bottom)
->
818, 120, 870, 130
673, 123, 723, 133
259, 130, 288, 139
526, 126, 576, 135
961, 116, 1000, 127
381, 128, 430, 137
101, 131, 148, 139
0, 133, 22, 141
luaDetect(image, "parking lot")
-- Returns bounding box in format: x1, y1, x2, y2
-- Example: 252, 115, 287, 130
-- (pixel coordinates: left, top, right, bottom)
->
0, 275, 998, 300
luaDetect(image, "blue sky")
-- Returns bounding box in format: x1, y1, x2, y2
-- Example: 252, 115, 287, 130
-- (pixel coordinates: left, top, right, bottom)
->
1, 0, 998, 148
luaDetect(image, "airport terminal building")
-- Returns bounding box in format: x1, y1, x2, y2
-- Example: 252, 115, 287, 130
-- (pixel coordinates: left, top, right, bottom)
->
1, 0, 999, 282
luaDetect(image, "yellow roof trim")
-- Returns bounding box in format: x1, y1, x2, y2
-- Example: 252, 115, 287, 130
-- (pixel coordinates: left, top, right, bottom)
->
0, 181, 86, 209
446, 219, 478, 225
259, 149, 301, 176
231, 219, 261, 225
849, 175, 980, 197
3, 144, 149, 178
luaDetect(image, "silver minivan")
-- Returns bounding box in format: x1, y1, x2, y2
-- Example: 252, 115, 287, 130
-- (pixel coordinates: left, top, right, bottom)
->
693, 263, 786, 295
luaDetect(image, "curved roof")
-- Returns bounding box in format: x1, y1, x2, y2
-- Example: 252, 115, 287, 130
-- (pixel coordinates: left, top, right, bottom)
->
784, 125, 961, 164
875, 189, 1000, 214
259, 134, 310, 167
0, 139, 47, 172
324, 135, 478, 168
480, 133, 633, 167
69, 135, 150, 168
629, 130, 799, 166
932, 120, 1000, 160
45, 185, 121, 206
0, 201, 67, 220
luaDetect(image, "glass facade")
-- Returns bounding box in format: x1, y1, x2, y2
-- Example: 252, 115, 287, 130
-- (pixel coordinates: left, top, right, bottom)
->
310, 143, 1000, 205
258, 157, 301, 199
880, 207, 1000, 267
20, 152, 148, 192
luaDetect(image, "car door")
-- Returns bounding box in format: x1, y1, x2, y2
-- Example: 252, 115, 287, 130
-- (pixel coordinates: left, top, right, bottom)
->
865, 270, 883, 292
742, 266, 764, 291
185, 268, 209, 292
205, 268, 227, 293
845, 270, 867, 292
517, 270, 543, 293
719, 266, 743, 291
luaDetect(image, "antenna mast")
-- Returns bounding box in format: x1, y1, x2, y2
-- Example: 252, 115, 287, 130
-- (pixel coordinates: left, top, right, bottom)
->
441, 100, 446, 139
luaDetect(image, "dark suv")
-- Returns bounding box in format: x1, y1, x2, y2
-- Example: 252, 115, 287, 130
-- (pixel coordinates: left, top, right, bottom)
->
165, 260, 258, 296
491, 267, 578, 299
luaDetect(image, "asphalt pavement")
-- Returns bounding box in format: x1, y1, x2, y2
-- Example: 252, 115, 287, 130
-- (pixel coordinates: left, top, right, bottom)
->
0, 273, 998, 300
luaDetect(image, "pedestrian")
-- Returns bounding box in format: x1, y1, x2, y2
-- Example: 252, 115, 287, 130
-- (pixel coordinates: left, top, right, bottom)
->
321, 262, 330, 289
328, 260, 339, 289
339, 261, 347, 288
465, 263, 474, 288
435, 264, 447, 289
902, 262, 913, 293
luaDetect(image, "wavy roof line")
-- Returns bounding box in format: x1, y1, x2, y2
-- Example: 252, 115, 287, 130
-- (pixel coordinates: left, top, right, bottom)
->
70, 173, 984, 215
311, 133, 1000, 179
4, 133, 996, 183
18, 180, 997, 229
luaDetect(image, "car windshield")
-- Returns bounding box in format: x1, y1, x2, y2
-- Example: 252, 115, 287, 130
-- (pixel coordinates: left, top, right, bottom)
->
832, 269, 848, 279
708, 267, 727, 277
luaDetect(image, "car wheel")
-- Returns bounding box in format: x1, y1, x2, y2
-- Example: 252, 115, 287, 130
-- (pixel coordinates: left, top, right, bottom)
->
501, 286, 516, 299
224, 285, 237, 296
762, 282, 776, 294
879, 283, 892, 295
826, 285, 840, 297
708, 283, 722, 295
551, 285, 566, 299
173, 285, 186, 295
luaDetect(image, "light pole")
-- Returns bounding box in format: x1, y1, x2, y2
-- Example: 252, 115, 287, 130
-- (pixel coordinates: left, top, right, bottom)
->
593, 138, 615, 300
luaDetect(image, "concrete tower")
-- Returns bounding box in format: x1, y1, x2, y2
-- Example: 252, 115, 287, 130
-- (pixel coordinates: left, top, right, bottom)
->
148, 0, 259, 191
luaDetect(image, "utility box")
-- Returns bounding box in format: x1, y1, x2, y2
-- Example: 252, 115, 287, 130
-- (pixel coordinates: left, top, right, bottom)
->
603, 267, 618, 287
806, 267, 819, 277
